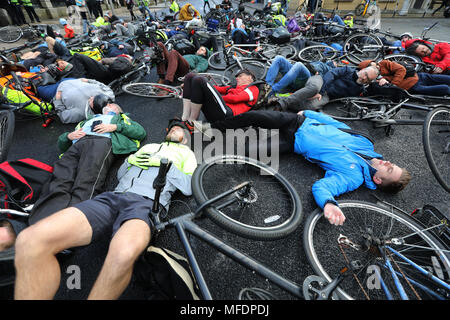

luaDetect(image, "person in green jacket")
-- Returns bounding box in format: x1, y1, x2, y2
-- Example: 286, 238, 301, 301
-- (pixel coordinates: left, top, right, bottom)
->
156, 42, 210, 85
27, 98, 147, 225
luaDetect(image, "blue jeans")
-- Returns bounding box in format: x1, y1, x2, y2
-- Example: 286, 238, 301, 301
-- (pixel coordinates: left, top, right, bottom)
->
410, 73, 450, 96
265, 56, 311, 93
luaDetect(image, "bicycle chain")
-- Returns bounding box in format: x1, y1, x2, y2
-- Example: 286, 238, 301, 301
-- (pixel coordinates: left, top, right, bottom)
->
338, 244, 371, 300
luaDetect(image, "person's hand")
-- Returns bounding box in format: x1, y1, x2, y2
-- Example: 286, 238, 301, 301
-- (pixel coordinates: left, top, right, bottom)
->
433, 67, 443, 74
128, 152, 161, 169
308, 93, 322, 101
67, 128, 86, 141
323, 203, 346, 226
297, 110, 304, 116
377, 78, 389, 86
55, 91, 62, 100
118, 44, 124, 49
93, 123, 117, 133
80, 78, 89, 82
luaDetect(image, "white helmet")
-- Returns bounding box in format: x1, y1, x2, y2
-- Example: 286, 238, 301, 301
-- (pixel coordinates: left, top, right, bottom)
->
400, 32, 413, 39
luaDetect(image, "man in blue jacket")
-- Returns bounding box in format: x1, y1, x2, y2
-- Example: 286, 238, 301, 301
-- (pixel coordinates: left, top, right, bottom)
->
208, 109, 411, 226
268, 66, 379, 112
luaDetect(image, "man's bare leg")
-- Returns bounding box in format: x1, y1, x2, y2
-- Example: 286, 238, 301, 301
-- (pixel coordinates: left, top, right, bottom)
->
88, 219, 151, 300
14, 207, 93, 299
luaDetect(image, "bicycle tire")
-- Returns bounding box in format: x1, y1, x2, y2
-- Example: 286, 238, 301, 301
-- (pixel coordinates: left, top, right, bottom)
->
343, 33, 383, 65
298, 45, 339, 63
122, 83, 182, 99
260, 44, 297, 60
0, 26, 23, 43
303, 200, 450, 300
0, 111, 15, 163
383, 54, 423, 72
108, 66, 148, 96
178, 73, 231, 86
422, 106, 450, 193
354, 3, 366, 16
320, 97, 387, 121
223, 59, 268, 86
192, 155, 303, 241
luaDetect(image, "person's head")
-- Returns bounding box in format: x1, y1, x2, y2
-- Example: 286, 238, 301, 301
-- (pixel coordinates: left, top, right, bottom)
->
59, 18, 68, 26
188, 5, 195, 15
90, 93, 114, 114
356, 66, 379, 85
102, 103, 122, 115
235, 69, 255, 86
56, 59, 70, 71
407, 42, 433, 57
196, 46, 207, 57
400, 32, 413, 42
166, 119, 188, 144
371, 159, 411, 193
368, 60, 379, 70
0, 220, 16, 252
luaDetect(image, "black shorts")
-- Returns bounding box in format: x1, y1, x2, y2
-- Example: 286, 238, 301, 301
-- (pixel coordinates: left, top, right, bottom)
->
73, 191, 153, 242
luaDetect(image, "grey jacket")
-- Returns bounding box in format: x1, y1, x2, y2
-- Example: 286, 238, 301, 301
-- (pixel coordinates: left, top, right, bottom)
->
53, 78, 115, 124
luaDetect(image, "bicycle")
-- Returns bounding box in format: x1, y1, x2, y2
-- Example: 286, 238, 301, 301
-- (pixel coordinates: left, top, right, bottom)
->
122, 73, 231, 99
354, 0, 378, 17
303, 197, 450, 300
319, 91, 450, 136
422, 106, 450, 193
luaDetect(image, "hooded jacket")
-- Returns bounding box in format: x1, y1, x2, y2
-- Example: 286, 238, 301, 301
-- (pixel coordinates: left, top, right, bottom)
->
183, 49, 210, 73
294, 111, 382, 209
405, 39, 450, 72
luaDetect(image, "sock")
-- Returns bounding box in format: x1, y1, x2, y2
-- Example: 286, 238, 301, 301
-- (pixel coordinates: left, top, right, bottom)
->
188, 103, 202, 122
181, 98, 191, 121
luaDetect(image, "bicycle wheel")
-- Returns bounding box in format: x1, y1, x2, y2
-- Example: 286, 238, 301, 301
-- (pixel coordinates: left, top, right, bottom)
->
384, 54, 423, 72
259, 44, 297, 60
192, 155, 303, 240
178, 73, 231, 86
0, 111, 15, 163
343, 33, 383, 65
354, 3, 366, 16
208, 51, 232, 70
422, 106, 450, 193
223, 59, 268, 86
298, 45, 339, 63
0, 26, 23, 43
108, 66, 148, 96
320, 98, 387, 121
303, 200, 450, 300
122, 83, 182, 98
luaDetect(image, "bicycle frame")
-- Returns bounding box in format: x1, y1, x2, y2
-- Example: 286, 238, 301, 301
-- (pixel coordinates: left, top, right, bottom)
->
154, 182, 304, 300
376, 245, 450, 300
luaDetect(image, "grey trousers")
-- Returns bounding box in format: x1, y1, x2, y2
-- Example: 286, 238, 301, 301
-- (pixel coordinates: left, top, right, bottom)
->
278, 75, 329, 112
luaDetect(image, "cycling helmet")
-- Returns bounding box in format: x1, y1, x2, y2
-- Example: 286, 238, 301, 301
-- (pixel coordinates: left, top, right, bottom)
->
59, 18, 67, 25
400, 32, 413, 39
235, 69, 256, 81
92, 94, 113, 114
167, 118, 189, 132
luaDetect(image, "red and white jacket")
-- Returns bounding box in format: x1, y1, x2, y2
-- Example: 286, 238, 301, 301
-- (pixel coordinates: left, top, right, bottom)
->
405, 39, 450, 72
213, 84, 260, 116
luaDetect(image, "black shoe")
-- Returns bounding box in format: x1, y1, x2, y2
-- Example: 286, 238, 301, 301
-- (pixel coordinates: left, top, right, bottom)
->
266, 95, 279, 107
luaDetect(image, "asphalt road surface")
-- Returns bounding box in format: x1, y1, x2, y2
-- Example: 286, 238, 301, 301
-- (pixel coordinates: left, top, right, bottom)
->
0, 2, 449, 303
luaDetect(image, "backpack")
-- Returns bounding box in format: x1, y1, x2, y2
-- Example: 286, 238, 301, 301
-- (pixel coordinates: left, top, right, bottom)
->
396, 60, 417, 78
173, 39, 196, 55
269, 26, 291, 44
133, 246, 201, 300
0, 159, 53, 210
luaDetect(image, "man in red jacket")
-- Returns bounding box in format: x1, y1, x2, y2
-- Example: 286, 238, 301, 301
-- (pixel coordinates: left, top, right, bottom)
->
180, 70, 260, 131
405, 39, 450, 75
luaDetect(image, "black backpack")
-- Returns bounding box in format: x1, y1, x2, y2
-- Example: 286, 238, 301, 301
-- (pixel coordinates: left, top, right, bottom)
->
173, 39, 196, 55
134, 246, 201, 300
0, 159, 53, 210
396, 60, 417, 78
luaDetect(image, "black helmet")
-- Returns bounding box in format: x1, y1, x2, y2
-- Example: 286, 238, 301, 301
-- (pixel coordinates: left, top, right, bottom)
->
92, 94, 113, 114
167, 118, 189, 132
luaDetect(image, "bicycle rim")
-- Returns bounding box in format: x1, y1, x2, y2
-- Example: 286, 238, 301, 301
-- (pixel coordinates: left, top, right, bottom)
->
298, 45, 338, 63
303, 201, 450, 300
0, 26, 23, 43
208, 51, 229, 70
122, 83, 181, 98
343, 33, 382, 65
422, 107, 450, 192
321, 98, 386, 121
192, 155, 303, 241
223, 60, 267, 86
384, 54, 423, 72
260, 44, 297, 60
